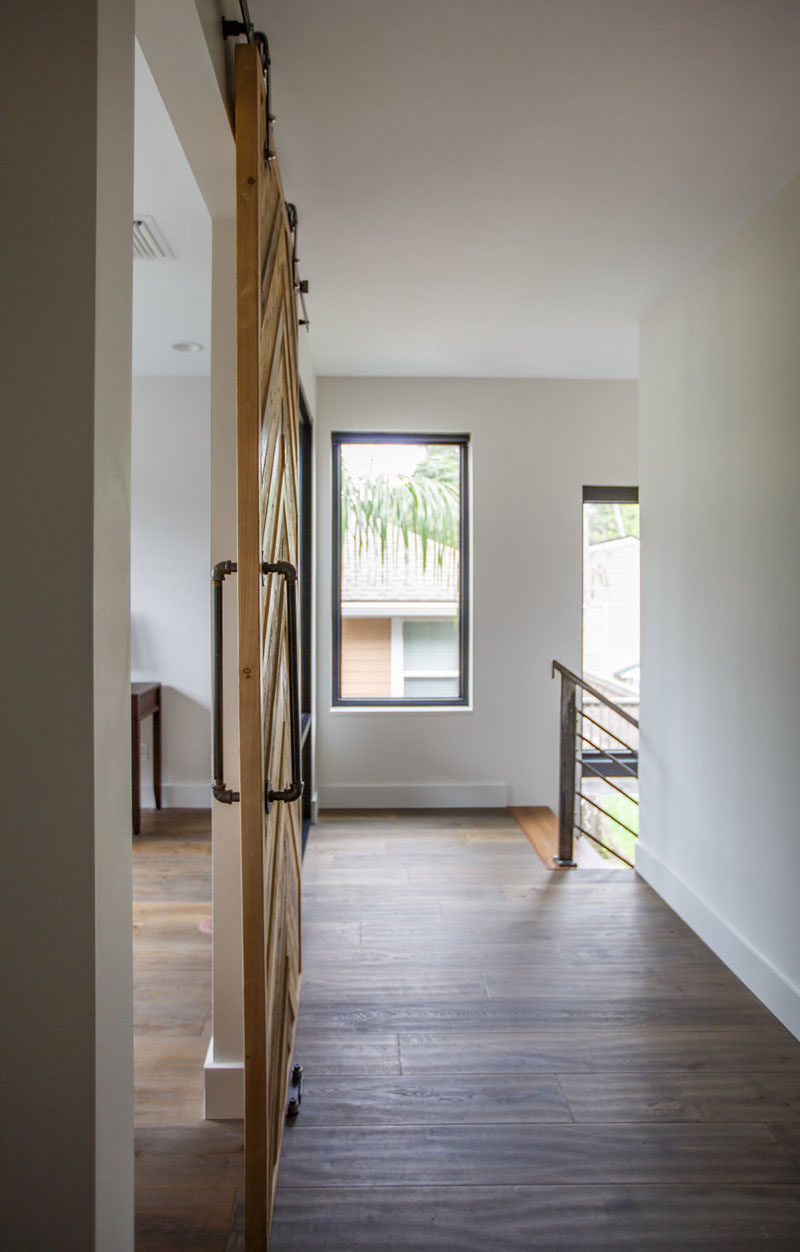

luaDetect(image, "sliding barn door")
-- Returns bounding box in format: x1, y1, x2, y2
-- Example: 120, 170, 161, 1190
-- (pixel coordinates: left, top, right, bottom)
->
235, 42, 303, 1250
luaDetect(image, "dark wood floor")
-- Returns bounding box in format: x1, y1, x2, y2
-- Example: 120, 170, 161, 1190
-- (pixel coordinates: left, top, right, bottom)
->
135, 808, 800, 1250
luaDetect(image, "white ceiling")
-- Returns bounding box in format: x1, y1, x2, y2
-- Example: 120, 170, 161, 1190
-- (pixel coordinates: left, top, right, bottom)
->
132, 41, 212, 376
253, 0, 800, 378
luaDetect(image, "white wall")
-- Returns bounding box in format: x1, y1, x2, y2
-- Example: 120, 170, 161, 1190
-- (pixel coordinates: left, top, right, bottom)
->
0, 0, 134, 1247
136, 0, 246, 1120
94, 0, 136, 1245
638, 174, 800, 1040
316, 377, 637, 809
299, 330, 318, 419
208, 216, 244, 1084
131, 376, 211, 806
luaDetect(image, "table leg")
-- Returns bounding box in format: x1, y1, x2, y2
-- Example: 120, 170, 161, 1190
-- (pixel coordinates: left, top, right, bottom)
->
152, 703, 162, 810
131, 697, 141, 836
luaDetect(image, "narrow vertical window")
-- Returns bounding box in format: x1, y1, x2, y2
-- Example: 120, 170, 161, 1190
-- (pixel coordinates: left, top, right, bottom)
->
332, 433, 469, 707
582, 485, 640, 699
580, 484, 640, 863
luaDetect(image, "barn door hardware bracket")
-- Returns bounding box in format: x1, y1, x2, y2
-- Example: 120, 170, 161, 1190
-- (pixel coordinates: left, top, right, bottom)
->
211, 561, 240, 805
285, 1064, 304, 1118
221, 17, 249, 39
262, 561, 305, 812
222, 2, 274, 161
285, 203, 311, 331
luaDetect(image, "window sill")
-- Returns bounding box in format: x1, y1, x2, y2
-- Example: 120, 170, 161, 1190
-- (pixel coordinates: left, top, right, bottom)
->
328, 704, 473, 715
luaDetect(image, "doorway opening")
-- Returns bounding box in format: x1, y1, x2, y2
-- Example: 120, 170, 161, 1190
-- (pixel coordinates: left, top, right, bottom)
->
130, 30, 215, 1173
299, 390, 314, 850
580, 485, 640, 863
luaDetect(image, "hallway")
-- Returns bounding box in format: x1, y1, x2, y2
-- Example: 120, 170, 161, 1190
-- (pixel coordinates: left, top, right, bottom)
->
270, 810, 800, 1249
135, 809, 800, 1249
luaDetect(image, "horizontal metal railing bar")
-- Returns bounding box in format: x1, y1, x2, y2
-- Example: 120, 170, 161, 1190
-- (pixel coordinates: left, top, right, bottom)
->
575, 706, 638, 751
575, 820, 635, 869
582, 749, 639, 775
578, 733, 639, 778
578, 756, 640, 803
578, 707, 637, 753
577, 790, 639, 839
552, 660, 639, 728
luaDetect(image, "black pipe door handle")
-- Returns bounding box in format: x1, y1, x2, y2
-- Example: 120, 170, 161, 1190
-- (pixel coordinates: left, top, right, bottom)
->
211, 561, 240, 804
262, 561, 304, 809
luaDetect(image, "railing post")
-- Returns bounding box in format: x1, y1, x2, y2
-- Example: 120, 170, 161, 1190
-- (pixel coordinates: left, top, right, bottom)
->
555, 668, 578, 867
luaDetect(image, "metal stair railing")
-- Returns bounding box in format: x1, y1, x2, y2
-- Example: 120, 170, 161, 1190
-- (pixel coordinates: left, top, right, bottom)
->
552, 660, 639, 868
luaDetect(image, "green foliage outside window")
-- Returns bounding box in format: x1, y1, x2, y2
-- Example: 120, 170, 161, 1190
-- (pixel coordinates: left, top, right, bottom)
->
340, 445, 460, 569
587, 502, 639, 543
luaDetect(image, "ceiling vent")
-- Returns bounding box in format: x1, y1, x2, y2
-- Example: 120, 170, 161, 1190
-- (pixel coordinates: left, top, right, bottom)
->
133, 216, 174, 260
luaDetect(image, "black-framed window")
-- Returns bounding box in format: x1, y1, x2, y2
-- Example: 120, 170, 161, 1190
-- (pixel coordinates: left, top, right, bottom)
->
332, 432, 469, 707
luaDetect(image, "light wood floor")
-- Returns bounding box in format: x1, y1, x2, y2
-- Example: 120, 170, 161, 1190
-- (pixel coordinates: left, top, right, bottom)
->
510, 804, 618, 869
134, 809, 243, 1251
135, 808, 800, 1250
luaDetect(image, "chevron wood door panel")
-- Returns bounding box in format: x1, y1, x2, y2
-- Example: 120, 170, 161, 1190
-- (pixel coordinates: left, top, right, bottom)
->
235, 42, 303, 1252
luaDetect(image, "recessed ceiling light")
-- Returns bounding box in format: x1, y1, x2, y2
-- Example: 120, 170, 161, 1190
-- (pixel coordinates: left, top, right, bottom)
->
171, 341, 205, 353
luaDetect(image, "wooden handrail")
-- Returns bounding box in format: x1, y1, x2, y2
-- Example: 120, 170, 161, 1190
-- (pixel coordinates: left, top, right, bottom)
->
551, 660, 639, 728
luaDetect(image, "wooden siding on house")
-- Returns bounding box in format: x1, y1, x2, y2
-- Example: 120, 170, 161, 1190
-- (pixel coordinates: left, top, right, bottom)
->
341, 617, 391, 698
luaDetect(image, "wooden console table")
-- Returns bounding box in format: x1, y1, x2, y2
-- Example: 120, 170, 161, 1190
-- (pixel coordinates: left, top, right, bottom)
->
131, 681, 162, 835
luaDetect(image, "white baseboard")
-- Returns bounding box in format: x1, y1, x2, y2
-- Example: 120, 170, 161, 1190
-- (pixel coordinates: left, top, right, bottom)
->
203, 1038, 243, 1119
318, 782, 508, 809
141, 783, 210, 809
636, 843, 800, 1041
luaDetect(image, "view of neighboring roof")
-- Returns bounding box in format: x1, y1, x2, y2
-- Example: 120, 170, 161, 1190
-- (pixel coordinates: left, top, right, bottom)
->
341, 527, 459, 603
588, 534, 640, 550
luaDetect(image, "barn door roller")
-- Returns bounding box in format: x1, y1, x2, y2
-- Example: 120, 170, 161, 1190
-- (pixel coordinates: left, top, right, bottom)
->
222, 0, 274, 161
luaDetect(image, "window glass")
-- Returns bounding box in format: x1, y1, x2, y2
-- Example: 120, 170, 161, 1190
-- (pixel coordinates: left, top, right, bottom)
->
333, 435, 469, 706
404, 676, 460, 697
402, 619, 459, 670
582, 498, 640, 697
580, 487, 640, 863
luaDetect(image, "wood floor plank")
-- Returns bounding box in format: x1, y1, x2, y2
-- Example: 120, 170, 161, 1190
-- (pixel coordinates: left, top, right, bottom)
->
305, 864, 411, 886
298, 945, 486, 969
435, 916, 707, 944
771, 1123, 800, 1168
276, 1122, 800, 1187
510, 804, 615, 870
398, 1025, 800, 1074
299, 896, 444, 922
270, 1184, 800, 1251
560, 1072, 800, 1122
301, 921, 361, 949
300, 967, 488, 1001
136, 1188, 240, 1252
224, 1190, 245, 1252
482, 964, 752, 999
282, 1074, 572, 1127
294, 994, 771, 1033
291, 1031, 402, 1075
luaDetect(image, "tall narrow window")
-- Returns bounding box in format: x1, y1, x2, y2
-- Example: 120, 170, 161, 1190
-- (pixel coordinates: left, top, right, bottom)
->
332, 433, 469, 707
580, 485, 640, 863
582, 485, 640, 700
